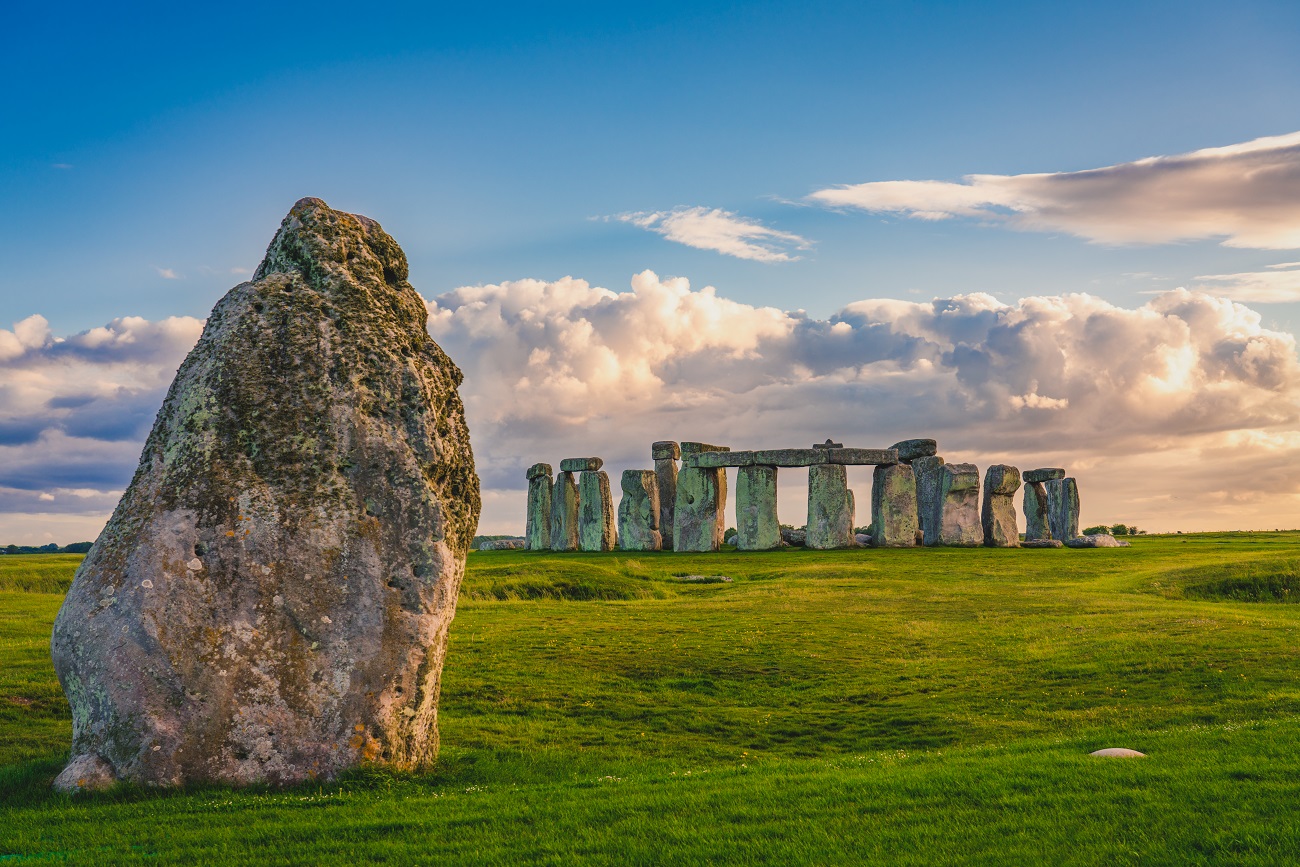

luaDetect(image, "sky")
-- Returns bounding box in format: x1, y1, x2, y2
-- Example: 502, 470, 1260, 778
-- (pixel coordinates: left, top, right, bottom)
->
3, 0, 1300, 541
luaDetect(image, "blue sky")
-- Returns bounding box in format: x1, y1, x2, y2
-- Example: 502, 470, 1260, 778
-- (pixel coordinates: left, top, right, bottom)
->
3, 1, 1300, 539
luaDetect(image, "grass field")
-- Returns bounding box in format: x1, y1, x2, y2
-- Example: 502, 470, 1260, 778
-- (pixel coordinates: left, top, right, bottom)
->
2, 534, 1300, 864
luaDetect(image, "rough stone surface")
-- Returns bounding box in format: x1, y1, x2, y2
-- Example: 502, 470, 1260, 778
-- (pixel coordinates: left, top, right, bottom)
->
674, 467, 723, 552
680, 442, 729, 455
651, 441, 680, 461
525, 463, 552, 481
687, 450, 755, 468
550, 471, 580, 552
981, 465, 1021, 548
478, 538, 526, 550
1065, 533, 1129, 548
751, 448, 827, 467
825, 448, 898, 466
735, 465, 780, 551
715, 469, 729, 547
617, 470, 661, 552
1021, 539, 1064, 548
50, 197, 481, 791
807, 464, 855, 549
1046, 478, 1081, 544
578, 471, 617, 551
933, 463, 982, 546
53, 754, 117, 793
1023, 481, 1050, 542
1024, 468, 1066, 483
912, 455, 946, 547
889, 439, 938, 463
560, 457, 602, 473
525, 469, 552, 551
871, 463, 918, 548
655, 456, 678, 551
781, 527, 806, 547
854, 533, 872, 546
814, 439, 843, 449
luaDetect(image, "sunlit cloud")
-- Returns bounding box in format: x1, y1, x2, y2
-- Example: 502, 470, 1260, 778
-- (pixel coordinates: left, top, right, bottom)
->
1194, 263, 1300, 303
155, 267, 181, 279
809, 131, 1300, 249
611, 206, 812, 262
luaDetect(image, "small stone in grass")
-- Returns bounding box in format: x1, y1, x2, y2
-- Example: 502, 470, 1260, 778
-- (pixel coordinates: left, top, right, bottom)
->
1089, 748, 1146, 758
676, 575, 732, 583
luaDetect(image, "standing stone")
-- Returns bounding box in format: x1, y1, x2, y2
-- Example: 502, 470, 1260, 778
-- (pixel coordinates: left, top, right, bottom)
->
735, 465, 780, 551
981, 465, 1022, 548
578, 470, 617, 551
1046, 478, 1081, 543
49, 198, 481, 791
653, 441, 680, 550
525, 463, 553, 551
678, 442, 729, 552
871, 463, 918, 548
550, 471, 580, 552
617, 470, 661, 551
674, 466, 723, 552
808, 464, 855, 549
913, 455, 946, 547
1023, 482, 1050, 541
932, 463, 982, 546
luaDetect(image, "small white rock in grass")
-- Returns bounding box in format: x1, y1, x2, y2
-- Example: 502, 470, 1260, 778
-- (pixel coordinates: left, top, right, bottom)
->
1089, 748, 1146, 757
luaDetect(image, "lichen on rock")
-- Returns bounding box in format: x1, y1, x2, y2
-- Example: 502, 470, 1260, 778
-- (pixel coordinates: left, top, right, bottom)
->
50, 197, 480, 791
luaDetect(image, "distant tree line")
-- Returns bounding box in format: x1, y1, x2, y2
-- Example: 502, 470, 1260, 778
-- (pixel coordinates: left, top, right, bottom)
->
1082, 524, 1145, 536
2, 542, 94, 555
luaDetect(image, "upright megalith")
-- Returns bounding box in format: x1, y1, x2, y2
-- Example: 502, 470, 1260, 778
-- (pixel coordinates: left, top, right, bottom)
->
525, 463, 553, 550
676, 442, 730, 552
551, 472, 580, 552
932, 463, 982, 546
1022, 468, 1063, 541
912, 455, 946, 547
578, 467, 617, 551
735, 465, 780, 551
871, 462, 918, 548
808, 464, 855, 549
653, 441, 680, 550
981, 465, 1021, 548
49, 198, 481, 792
1046, 477, 1081, 543
618, 470, 661, 551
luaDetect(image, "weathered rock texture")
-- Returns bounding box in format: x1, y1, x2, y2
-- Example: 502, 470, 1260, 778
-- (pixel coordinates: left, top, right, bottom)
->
933, 463, 982, 546
550, 472, 580, 551
1065, 533, 1128, 548
1046, 478, 1080, 544
981, 465, 1021, 548
1023, 468, 1065, 484
1023, 481, 1050, 542
578, 470, 617, 551
912, 455, 946, 548
50, 198, 481, 792
1021, 539, 1064, 549
525, 464, 552, 551
653, 442, 679, 550
889, 439, 938, 463
674, 466, 724, 552
735, 465, 780, 551
560, 457, 602, 473
871, 463, 918, 547
679, 443, 729, 549
807, 464, 855, 549
617, 470, 661, 551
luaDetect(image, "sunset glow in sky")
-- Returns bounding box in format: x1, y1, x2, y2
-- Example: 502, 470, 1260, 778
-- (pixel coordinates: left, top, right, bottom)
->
3, 1, 1300, 540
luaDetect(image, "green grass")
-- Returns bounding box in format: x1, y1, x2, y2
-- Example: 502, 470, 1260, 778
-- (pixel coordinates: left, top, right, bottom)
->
3, 533, 1300, 864
0, 554, 83, 594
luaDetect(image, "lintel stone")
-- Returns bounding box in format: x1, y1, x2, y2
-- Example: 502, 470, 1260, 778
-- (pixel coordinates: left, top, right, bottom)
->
1024, 468, 1066, 483
751, 448, 827, 467
686, 450, 755, 468
889, 439, 938, 463
526, 462, 552, 481
826, 448, 898, 466
560, 457, 603, 473
651, 441, 681, 461
680, 441, 730, 455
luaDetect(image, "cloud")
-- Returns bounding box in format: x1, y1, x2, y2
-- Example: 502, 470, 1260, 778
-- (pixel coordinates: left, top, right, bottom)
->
1193, 263, 1300, 303
612, 206, 812, 262
156, 267, 181, 279
809, 130, 1300, 249
51, 163, 73, 170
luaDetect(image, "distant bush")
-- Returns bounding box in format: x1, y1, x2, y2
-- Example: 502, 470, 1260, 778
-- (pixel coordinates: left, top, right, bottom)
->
723, 527, 737, 543
2, 542, 94, 555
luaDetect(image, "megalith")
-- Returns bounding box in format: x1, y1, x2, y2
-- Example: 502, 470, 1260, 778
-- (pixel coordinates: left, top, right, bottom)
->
550, 472, 580, 552
675, 442, 729, 552
735, 465, 780, 551
578, 467, 617, 552
981, 465, 1021, 547
1046, 477, 1081, 543
617, 470, 662, 551
49, 197, 481, 791
653, 441, 680, 550
525, 463, 553, 551
932, 462, 982, 546
1022, 468, 1063, 541
808, 464, 855, 549
912, 455, 946, 547
889, 438, 938, 463
871, 462, 918, 548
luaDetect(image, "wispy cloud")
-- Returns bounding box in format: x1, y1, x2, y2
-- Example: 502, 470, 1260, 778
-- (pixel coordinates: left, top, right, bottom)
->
809, 131, 1300, 249
155, 267, 181, 280
612, 206, 812, 262
51, 163, 73, 170
1194, 263, 1300, 303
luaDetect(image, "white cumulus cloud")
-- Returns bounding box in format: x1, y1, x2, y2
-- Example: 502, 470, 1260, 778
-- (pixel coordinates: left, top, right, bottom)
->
1193, 263, 1300, 303
612, 206, 812, 262
809, 130, 1300, 249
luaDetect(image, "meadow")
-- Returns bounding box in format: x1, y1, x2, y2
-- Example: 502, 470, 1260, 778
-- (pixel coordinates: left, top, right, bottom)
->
2, 534, 1299, 864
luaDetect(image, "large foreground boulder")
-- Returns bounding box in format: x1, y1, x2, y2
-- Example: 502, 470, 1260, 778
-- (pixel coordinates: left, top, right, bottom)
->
50, 198, 481, 791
